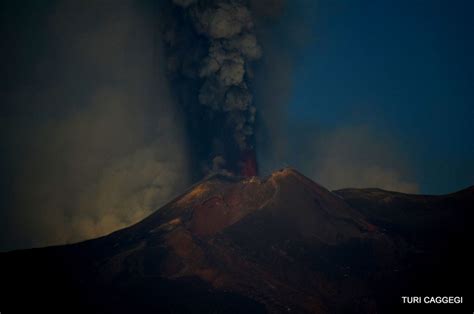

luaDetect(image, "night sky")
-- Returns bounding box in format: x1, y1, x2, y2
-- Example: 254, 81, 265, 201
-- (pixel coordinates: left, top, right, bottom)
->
285, 0, 474, 194
0, 0, 473, 250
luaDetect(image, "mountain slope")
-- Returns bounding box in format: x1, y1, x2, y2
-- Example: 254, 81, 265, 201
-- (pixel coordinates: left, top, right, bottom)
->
0, 169, 471, 313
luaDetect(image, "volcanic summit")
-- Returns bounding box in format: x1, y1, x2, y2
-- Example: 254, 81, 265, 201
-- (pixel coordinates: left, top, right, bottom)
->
0, 168, 471, 313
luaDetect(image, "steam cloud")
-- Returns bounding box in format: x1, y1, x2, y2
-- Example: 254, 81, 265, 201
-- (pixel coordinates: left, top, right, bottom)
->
0, 0, 189, 251
308, 126, 419, 193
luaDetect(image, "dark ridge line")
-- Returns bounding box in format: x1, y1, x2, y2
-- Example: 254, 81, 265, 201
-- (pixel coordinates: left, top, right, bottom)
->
334, 185, 474, 198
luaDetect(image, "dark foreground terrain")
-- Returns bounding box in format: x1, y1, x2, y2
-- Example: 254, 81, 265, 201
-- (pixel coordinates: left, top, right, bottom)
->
0, 168, 471, 313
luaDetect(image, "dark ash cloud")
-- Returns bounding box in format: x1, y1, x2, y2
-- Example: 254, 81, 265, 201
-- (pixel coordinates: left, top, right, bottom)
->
163, 0, 264, 178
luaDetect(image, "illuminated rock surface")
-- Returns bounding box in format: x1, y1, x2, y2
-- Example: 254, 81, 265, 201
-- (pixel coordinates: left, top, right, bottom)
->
1, 168, 471, 313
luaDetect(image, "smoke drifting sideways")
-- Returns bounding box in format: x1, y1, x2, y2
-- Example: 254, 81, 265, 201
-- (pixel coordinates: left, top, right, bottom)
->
0, 0, 190, 251
304, 126, 419, 193
162, 0, 266, 179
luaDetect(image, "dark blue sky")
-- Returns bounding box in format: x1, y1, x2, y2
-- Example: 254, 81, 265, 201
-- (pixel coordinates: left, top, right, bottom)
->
287, 0, 474, 194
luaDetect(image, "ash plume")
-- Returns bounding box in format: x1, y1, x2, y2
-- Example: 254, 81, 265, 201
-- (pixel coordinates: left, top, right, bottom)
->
163, 0, 263, 178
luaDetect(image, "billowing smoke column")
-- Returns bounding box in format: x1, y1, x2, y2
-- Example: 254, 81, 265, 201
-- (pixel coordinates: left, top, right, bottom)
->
163, 0, 261, 179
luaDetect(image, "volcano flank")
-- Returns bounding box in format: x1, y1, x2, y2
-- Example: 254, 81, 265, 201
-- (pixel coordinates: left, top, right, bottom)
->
0, 168, 471, 313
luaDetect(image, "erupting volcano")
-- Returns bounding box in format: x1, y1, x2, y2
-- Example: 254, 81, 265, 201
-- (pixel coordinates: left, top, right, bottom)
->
1, 168, 471, 313
1, 1, 472, 313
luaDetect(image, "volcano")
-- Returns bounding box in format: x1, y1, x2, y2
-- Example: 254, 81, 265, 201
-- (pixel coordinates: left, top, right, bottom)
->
0, 168, 471, 313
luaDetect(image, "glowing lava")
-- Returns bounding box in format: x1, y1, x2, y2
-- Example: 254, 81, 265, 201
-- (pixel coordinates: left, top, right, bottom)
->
240, 150, 258, 177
